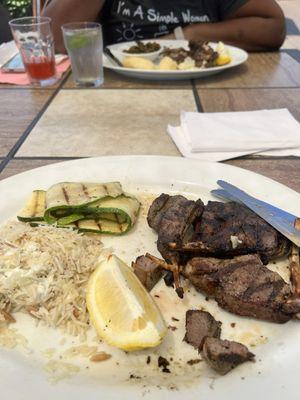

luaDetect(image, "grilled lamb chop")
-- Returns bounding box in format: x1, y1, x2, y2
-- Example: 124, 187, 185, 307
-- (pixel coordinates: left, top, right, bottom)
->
147, 194, 204, 261
202, 337, 255, 375
183, 254, 295, 323
132, 255, 163, 291
177, 201, 290, 263
147, 194, 204, 297
184, 310, 222, 350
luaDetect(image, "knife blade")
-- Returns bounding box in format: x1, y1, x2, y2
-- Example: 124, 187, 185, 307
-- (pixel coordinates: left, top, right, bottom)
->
211, 180, 300, 247
104, 47, 123, 67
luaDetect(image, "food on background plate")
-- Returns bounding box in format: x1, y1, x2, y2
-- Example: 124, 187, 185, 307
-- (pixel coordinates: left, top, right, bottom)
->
121, 40, 232, 71
163, 40, 231, 68
157, 56, 178, 71
215, 41, 232, 66
18, 181, 140, 235
123, 40, 161, 54
177, 57, 196, 70
122, 56, 155, 70
86, 254, 167, 351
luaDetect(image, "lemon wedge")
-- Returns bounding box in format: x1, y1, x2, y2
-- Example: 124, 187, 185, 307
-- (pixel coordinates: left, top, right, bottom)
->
216, 41, 232, 66
216, 53, 232, 66
86, 254, 167, 351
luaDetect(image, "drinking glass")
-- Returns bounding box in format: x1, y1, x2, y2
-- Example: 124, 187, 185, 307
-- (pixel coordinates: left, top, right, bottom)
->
9, 16, 57, 86
62, 22, 103, 87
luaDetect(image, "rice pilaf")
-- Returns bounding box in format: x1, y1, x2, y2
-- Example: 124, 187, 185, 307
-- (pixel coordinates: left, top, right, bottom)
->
0, 221, 105, 338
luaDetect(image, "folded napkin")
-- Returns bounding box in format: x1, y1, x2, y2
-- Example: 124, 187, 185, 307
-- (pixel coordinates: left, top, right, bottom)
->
168, 109, 300, 161
0, 40, 70, 85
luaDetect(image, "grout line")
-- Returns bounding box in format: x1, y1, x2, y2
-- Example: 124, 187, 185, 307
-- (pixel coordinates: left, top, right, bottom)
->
60, 86, 194, 90
191, 80, 204, 112
225, 155, 300, 161
0, 71, 70, 174
10, 155, 300, 162
191, 86, 300, 90
14, 156, 86, 160
0, 87, 58, 91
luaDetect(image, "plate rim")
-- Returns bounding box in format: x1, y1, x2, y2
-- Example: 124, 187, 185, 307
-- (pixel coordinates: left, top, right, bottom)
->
0, 155, 297, 199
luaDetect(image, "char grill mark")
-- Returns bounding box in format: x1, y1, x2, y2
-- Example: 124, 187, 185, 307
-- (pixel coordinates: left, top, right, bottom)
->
183, 254, 293, 323
202, 337, 255, 375
184, 310, 222, 350
148, 195, 290, 265
177, 201, 290, 263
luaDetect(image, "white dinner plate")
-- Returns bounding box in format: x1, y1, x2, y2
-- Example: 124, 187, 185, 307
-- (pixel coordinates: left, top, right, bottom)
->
0, 156, 299, 400
104, 40, 248, 80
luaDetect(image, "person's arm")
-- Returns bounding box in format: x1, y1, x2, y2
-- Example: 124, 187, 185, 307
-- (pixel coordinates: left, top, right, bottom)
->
168, 0, 286, 51
42, 0, 106, 53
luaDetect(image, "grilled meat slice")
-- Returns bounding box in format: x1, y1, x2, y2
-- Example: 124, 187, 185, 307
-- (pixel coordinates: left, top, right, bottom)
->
183, 254, 294, 323
189, 40, 218, 68
147, 193, 204, 262
176, 201, 290, 263
202, 337, 255, 375
160, 47, 189, 64
132, 255, 163, 291
184, 310, 222, 350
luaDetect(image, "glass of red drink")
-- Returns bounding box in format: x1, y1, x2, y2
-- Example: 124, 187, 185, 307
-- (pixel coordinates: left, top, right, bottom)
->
9, 17, 57, 86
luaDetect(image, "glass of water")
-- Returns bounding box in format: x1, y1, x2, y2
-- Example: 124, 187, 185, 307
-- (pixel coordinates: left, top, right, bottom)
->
62, 22, 103, 87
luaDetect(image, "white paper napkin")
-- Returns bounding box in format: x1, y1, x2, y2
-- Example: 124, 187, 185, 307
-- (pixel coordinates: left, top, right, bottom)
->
168, 109, 300, 161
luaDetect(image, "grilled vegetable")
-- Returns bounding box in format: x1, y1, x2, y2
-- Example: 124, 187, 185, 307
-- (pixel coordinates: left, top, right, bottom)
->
17, 182, 140, 235
18, 190, 46, 222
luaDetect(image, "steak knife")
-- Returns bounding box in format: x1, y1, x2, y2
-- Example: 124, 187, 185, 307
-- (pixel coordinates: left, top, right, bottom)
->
211, 180, 300, 247
104, 47, 123, 67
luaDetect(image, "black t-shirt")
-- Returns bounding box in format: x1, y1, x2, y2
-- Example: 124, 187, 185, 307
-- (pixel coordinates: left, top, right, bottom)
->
100, 0, 248, 44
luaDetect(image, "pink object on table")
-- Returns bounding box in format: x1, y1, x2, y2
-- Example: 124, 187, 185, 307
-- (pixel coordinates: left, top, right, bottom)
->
0, 59, 70, 85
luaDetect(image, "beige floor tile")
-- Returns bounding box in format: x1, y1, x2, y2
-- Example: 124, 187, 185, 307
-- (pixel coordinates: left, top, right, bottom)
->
17, 89, 196, 157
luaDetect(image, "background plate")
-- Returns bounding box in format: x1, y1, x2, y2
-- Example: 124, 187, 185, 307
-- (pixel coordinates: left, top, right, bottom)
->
104, 40, 248, 80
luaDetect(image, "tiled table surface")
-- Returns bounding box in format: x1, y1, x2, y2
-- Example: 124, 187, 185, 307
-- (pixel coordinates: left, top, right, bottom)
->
16, 89, 195, 157
1, 44, 300, 192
